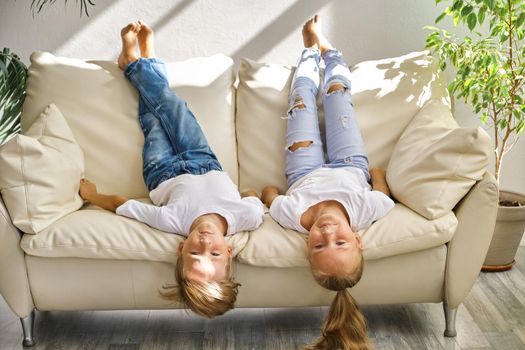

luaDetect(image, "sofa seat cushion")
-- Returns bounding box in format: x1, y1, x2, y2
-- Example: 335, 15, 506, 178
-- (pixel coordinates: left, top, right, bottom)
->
236, 203, 458, 267
20, 204, 249, 262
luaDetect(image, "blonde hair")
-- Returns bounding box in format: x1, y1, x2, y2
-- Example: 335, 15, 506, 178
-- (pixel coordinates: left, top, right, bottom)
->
160, 256, 240, 318
306, 251, 372, 350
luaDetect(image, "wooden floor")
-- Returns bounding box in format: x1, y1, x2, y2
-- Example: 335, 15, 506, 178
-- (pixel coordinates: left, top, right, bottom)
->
1, 247, 524, 350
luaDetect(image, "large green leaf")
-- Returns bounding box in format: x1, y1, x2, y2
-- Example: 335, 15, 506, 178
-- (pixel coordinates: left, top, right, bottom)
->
0, 48, 27, 145
467, 12, 478, 30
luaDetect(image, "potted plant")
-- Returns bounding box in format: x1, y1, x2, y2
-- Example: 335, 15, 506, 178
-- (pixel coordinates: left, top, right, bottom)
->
1, 1, 95, 147
426, 0, 525, 271
0, 48, 27, 146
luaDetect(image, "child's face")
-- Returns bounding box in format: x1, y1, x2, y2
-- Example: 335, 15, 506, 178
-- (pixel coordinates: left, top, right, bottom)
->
178, 220, 232, 282
307, 212, 363, 276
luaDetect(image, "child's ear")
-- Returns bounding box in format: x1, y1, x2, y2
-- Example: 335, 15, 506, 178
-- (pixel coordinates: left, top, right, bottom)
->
355, 234, 364, 250
227, 245, 233, 256
177, 241, 184, 255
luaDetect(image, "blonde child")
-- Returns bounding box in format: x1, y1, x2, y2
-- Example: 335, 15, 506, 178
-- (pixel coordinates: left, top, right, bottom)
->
80, 21, 264, 318
262, 15, 395, 350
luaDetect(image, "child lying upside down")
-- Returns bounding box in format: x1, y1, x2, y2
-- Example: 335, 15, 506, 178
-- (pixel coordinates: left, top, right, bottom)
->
262, 15, 395, 350
79, 20, 264, 318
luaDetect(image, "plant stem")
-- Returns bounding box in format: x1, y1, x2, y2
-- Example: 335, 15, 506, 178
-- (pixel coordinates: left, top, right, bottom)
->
495, 0, 516, 184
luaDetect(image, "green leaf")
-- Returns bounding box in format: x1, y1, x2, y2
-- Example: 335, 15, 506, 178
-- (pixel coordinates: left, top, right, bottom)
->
461, 5, 474, 17
0, 49, 27, 145
517, 121, 525, 135
478, 7, 486, 24
475, 104, 482, 113
435, 12, 447, 23
467, 12, 478, 31
453, 14, 460, 26
0, 58, 8, 79
452, 0, 462, 11
424, 25, 440, 31
516, 12, 525, 28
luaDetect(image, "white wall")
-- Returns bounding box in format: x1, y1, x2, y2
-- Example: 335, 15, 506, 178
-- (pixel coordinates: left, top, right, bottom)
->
1, 0, 523, 193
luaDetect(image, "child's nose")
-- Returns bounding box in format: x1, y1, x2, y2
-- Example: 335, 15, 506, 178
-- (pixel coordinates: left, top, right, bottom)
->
199, 237, 211, 245
320, 226, 333, 235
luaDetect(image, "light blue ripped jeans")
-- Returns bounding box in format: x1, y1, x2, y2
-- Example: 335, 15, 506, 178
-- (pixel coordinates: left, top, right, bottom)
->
285, 48, 370, 187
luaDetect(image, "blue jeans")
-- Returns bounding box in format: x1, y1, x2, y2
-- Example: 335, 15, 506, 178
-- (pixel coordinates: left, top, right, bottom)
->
285, 48, 370, 187
125, 58, 222, 192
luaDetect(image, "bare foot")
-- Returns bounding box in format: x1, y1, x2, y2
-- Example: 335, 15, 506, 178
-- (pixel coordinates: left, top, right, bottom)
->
118, 21, 141, 70
302, 15, 334, 54
137, 20, 156, 58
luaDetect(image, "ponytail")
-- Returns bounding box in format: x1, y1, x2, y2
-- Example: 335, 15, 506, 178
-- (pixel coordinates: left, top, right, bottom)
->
307, 251, 371, 350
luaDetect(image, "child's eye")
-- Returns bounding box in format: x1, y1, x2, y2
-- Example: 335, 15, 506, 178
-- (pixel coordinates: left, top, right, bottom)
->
211, 252, 221, 256
336, 241, 347, 246
314, 244, 324, 249
190, 251, 199, 255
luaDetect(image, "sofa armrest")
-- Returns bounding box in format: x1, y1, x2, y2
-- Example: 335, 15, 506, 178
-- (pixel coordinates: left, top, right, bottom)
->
0, 194, 34, 318
446, 171, 498, 308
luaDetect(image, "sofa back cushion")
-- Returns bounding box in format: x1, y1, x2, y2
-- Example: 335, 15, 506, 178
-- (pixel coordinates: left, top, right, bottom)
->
236, 51, 450, 192
22, 52, 237, 199
0, 104, 84, 233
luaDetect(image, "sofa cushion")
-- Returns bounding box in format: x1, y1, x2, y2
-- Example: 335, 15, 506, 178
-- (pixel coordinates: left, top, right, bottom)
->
20, 203, 249, 262
0, 104, 84, 234
236, 51, 450, 193
22, 52, 237, 199
387, 99, 491, 220
237, 203, 458, 267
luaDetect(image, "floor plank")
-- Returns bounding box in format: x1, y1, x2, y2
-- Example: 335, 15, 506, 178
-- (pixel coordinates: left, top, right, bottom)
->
0, 247, 523, 349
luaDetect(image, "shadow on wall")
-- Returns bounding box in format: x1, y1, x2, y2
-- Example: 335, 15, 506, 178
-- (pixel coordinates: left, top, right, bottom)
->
28, 0, 118, 55
230, 0, 335, 63
150, 0, 195, 33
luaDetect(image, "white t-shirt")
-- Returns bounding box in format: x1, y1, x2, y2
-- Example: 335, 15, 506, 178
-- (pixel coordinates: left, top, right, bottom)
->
116, 171, 265, 236
269, 167, 395, 233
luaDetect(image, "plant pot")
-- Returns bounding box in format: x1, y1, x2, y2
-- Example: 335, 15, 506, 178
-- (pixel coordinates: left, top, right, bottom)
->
482, 190, 525, 272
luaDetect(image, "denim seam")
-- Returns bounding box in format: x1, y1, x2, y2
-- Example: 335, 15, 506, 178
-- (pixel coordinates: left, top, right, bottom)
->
128, 61, 182, 156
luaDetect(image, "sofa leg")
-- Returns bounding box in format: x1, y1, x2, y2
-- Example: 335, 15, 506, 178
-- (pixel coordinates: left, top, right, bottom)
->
20, 310, 35, 347
443, 302, 457, 337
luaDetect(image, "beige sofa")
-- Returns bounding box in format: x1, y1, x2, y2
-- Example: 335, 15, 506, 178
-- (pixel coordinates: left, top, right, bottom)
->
0, 51, 498, 347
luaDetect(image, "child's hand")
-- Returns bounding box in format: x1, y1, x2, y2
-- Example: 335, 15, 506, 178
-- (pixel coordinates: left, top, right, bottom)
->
370, 168, 391, 197
370, 168, 386, 179
79, 179, 98, 201
261, 186, 280, 207
241, 189, 259, 198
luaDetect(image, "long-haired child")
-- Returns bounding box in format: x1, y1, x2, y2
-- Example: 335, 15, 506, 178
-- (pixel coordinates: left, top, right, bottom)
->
262, 15, 394, 350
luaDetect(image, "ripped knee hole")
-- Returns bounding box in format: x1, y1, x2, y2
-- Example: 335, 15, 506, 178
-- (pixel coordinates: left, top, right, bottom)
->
327, 83, 346, 94
291, 95, 306, 110
288, 141, 313, 152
